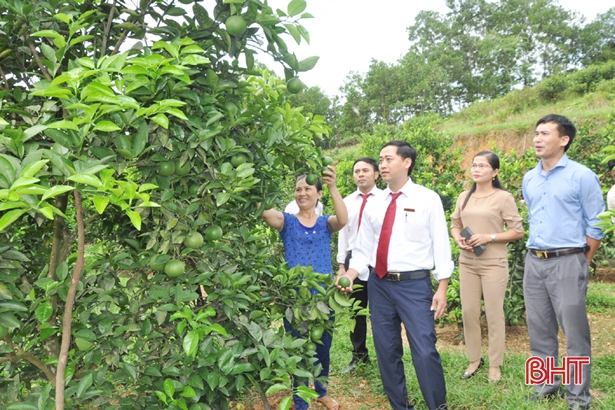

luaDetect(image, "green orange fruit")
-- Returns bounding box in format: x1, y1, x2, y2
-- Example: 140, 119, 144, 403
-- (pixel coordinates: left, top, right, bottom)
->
174, 160, 191, 176
323, 156, 334, 166
183, 232, 204, 249
189, 184, 200, 196
164, 260, 185, 278
225, 15, 247, 36
231, 153, 247, 167
116, 293, 129, 307
310, 326, 324, 341
225, 101, 238, 116
158, 161, 175, 176
338, 276, 351, 288
305, 174, 318, 185
305, 341, 317, 351
287, 77, 305, 94
205, 225, 223, 241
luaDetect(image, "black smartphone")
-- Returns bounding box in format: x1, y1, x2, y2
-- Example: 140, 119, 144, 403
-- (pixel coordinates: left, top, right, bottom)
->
460, 226, 486, 256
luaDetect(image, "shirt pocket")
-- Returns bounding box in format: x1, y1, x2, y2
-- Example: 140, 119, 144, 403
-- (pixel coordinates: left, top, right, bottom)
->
403, 209, 427, 243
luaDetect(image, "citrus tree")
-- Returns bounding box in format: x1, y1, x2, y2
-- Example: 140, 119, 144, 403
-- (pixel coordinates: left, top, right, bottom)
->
0, 1, 348, 409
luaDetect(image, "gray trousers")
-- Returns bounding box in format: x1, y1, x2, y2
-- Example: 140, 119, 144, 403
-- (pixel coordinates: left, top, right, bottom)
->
523, 251, 591, 408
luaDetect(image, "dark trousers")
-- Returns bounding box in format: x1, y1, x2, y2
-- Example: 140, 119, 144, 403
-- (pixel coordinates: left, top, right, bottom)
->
345, 251, 369, 360
369, 274, 447, 410
284, 319, 333, 410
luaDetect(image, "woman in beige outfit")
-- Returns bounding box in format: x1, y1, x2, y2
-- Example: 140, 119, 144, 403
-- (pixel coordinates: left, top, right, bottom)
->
451, 151, 524, 383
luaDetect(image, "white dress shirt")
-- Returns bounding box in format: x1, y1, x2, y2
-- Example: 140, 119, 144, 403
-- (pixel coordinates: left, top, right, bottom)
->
285, 200, 323, 216
349, 178, 454, 282
336, 187, 383, 266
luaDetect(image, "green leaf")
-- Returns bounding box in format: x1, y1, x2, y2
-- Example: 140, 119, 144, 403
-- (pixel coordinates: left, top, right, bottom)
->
0, 312, 22, 328
284, 24, 301, 44
67, 174, 102, 188
216, 192, 230, 207
183, 329, 200, 358
126, 210, 141, 230
93, 196, 110, 214
123, 361, 137, 379
152, 114, 169, 129
0, 209, 27, 232
164, 378, 175, 399
10, 177, 39, 190
74, 329, 96, 341
266, 383, 289, 395
144, 366, 162, 377
20, 160, 49, 178
287, 0, 307, 16
298, 56, 319, 72
181, 386, 196, 398
218, 349, 235, 375
7, 403, 39, 410
0, 301, 28, 312
56, 261, 68, 281
35, 301, 53, 323
47, 120, 80, 131
132, 121, 148, 157
279, 396, 293, 410
93, 121, 121, 132
75, 373, 93, 398
40, 185, 75, 201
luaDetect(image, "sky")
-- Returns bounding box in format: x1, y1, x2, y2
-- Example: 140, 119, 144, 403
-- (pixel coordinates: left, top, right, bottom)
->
260, 0, 614, 98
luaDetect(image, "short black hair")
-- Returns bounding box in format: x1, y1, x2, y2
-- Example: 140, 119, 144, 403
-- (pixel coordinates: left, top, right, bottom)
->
353, 157, 378, 173
382, 140, 417, 175
608, 159, 615, 172
536, 114, 576, 152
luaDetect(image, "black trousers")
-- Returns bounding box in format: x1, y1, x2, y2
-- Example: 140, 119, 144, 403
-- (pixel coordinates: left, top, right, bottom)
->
345, 251, 369, 360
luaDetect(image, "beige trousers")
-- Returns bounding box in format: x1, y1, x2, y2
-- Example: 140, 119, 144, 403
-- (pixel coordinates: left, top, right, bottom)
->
459, 256, 509, 367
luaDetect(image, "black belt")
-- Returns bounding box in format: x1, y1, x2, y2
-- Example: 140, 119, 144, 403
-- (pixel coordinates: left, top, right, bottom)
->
369, 266, 429, 281
529, 246, 589, 259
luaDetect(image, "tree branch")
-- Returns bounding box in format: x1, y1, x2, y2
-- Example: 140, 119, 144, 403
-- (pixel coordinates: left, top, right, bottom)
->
2, 337, 56, 386
101, 1, 117, 54
112, 30, 129, 56
55, 190, 86, 410
26, 33, 52, 81
0, 65, 9, 91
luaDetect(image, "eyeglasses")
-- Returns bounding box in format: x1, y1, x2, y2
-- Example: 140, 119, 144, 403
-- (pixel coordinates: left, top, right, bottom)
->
470, 163, 491, 169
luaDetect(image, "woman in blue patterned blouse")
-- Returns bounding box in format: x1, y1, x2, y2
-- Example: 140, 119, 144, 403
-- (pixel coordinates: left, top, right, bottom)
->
261, 165, 348, 410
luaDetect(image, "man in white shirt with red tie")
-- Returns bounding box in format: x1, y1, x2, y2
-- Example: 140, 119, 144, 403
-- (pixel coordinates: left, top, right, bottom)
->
337, 157, 382, 374
338, 140, 453, 410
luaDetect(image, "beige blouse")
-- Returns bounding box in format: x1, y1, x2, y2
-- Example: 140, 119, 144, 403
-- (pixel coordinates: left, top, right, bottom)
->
451, 189, 524, 259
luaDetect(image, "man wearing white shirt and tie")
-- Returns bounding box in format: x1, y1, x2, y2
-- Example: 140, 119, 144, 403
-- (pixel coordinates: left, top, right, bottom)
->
337, 157, 382, 374
338, 141, 453, 410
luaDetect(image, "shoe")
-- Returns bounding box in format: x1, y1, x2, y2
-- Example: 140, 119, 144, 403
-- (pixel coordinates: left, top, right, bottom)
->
526, 389, 565, 402
460, 358, 484, 380
341, 356, 370, 374
488, 366, 501, 383
316, 395, 340, 410
568, 402, 590, 410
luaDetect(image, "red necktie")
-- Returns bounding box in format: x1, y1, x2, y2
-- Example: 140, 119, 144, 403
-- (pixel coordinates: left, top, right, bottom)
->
375, 192, 402, 278
357, 193, 370, 231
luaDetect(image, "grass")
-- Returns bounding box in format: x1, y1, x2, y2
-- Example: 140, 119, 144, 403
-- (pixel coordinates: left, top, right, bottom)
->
316, 280, 615, 410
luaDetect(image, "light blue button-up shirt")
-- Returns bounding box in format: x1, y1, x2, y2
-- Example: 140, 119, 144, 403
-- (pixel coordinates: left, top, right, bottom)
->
522, 154, 605, 249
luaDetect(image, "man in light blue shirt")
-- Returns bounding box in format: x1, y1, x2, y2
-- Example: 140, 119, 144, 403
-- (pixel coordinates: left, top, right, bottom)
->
522, 114, 605, 410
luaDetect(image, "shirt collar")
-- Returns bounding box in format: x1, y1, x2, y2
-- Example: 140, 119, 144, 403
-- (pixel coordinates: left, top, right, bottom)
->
355, 186, 381, 197
384, 178, 413, 197
537, 153, 569, 173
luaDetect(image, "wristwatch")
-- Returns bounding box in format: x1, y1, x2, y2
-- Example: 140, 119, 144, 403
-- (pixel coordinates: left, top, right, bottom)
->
490, 234, 496, 243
